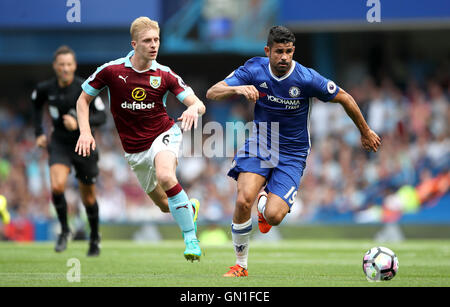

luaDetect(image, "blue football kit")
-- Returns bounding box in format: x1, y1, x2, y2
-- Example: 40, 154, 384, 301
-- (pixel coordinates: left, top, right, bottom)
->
225, 57, 340, 207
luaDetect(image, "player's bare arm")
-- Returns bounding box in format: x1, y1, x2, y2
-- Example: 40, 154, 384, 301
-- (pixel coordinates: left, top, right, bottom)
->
331, 88, 381, 152
206, 81, 259, 103
75, 90, 96, 157
177, 94, 206, 131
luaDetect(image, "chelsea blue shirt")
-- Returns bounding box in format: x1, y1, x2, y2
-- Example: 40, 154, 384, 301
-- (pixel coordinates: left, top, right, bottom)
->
224, 57, 339, 157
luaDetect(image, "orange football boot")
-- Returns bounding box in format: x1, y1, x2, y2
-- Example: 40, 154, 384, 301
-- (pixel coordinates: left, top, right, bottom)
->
257, 192, 272, 233
223, 264, 248, 277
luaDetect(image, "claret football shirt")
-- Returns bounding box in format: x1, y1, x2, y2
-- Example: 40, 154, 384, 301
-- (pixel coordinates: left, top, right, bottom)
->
82, 50, 193, 153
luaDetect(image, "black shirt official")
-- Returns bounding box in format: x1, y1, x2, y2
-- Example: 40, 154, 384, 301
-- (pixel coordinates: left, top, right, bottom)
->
33, 45, 105, 257
32, 76, 106, 144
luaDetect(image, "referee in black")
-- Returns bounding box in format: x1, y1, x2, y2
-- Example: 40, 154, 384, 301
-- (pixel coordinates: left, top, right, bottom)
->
32, 46, 106, 256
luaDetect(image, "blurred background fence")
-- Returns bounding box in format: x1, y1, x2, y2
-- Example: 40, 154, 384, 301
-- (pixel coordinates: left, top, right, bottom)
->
0, 0, 449, 241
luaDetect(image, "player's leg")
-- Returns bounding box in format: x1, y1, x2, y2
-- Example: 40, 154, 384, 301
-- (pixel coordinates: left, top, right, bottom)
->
154, 150, 201, 261
73, 148, 101, 256
79, 182, 101, 256
153, 150, 178, 190
50, 164, 71, 231
147, 183, 200, 223
124, 123, 200, 260
256, 191, 290, 233
49, 163, 71, 252
147, 183, 170, 213
257, 157, 305, 233
260, 192, 290, 226
224, 171, 266, 277
234, 172, 267, 223
147, 184, 199, 233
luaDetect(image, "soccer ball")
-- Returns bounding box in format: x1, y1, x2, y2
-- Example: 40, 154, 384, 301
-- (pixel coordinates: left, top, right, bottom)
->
362, 246, 399, 281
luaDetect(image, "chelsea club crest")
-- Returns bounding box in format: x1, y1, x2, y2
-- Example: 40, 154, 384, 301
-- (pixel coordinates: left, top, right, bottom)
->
289, 86, 300, 98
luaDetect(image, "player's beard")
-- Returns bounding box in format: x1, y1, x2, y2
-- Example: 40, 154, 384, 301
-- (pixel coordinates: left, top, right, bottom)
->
273, 61, 291, 76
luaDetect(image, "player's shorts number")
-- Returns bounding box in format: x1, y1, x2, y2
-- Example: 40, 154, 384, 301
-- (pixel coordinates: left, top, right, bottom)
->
162, 134, 170, 146
283, 186, 297, 205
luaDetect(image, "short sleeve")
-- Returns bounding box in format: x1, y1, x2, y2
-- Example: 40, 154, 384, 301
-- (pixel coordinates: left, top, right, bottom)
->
31, 84, 46, 106
166, 70, 194, 102
224, 64, 252, 86
31, 84, 47, 137
307, 68, 339, 102
82, 64, 109, 96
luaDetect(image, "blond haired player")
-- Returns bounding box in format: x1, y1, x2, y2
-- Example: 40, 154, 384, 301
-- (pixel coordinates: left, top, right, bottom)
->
76, 17, 205, 261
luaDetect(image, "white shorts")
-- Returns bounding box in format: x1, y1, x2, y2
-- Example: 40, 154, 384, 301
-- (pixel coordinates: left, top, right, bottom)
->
124, 124, 182, 194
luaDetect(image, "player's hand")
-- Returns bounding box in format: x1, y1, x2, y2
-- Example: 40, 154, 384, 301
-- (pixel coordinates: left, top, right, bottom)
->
361, 129, 381, 152
177, 105, 199, 132
75, 132, 96, 157
63, 114, 78, 131
36, 134, 47, 148
235, 85, 259, 103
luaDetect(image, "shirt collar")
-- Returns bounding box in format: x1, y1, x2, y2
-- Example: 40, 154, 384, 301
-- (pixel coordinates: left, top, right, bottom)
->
268, 60, 296, 82
124, 50, 158, 72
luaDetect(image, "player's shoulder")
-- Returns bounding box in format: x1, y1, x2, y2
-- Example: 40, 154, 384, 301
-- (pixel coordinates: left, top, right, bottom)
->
243, 56, 268, 69
152, 62, 187, 85
84, 56, 128, 84
293, 61, 317, 82
152, 61, 172, 73
103, 56, 128, 69
35, 77, 56, 91
96, 55, 129, 74
152, 61, 178, 79
236, 57, 268, 79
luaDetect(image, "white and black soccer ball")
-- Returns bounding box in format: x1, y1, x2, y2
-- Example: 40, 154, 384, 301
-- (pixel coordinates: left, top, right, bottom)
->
362, 246, 399, 281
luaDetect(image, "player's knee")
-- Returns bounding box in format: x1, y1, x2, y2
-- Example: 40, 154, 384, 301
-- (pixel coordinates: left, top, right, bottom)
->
156, 172, 177, 190
81, 194, 96, 207
235, 193, 254, 212
264, 209, 285, 226
51, 183, 65, 195
267, 216, 283, 226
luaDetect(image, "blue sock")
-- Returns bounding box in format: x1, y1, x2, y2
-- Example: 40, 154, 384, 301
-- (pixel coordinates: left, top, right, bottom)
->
166, 184, 196, 242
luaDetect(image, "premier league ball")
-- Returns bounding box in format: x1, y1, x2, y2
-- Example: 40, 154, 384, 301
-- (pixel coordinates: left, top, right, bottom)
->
362, 246, 399, 281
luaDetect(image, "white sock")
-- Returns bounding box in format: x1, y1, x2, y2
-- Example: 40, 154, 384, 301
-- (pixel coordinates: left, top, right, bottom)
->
257, 194, 268, 220
231, 218, 252, 269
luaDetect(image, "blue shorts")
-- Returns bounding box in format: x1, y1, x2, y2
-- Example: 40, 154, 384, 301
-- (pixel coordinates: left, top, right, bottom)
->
228, 147, 307, 208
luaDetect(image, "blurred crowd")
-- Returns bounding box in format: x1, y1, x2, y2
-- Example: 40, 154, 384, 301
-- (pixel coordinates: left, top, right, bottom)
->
299, 77, 449, 223
0, 71, 449, 230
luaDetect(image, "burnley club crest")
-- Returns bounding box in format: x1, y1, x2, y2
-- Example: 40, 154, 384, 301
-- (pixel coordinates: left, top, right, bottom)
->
150, 76, 161, 89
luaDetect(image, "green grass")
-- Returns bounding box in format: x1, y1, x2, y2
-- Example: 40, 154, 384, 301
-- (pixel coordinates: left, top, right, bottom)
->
0, 239, 449, 287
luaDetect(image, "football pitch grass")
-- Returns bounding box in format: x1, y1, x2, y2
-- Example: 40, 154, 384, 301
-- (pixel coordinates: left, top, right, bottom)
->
0, 239, 449, 287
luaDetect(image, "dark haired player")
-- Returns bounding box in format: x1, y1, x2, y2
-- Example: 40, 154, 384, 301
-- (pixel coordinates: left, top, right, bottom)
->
207, 26, 381, 277
32, 46, 106, 256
